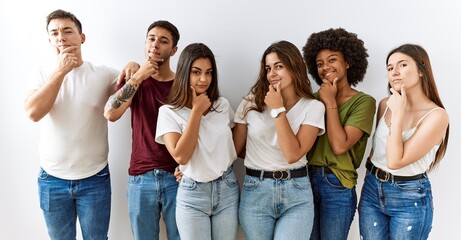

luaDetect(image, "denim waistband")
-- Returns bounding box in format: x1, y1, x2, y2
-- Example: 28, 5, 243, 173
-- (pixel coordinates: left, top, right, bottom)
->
308, 165, 334, 175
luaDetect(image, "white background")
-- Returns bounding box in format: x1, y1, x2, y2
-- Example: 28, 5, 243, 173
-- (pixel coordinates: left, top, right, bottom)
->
1, 0, 459, 239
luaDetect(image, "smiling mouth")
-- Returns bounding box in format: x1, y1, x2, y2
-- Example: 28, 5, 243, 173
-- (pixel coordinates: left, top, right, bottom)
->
324, 72, 336, 79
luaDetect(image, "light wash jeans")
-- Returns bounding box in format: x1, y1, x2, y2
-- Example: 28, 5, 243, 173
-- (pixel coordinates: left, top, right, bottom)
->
239, 171, 314, 240
38, 165, 111, 240
175, 167, 239, 240
359, 169, 433, 240
128, 169, 180, 240
309, 172, 356, 240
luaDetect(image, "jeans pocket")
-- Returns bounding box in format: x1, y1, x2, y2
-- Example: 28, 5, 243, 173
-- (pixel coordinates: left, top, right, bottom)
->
365, 168, 372, 177
223, 171, 239, 187
179, 176, 197, 190
128, 175, 139, 184
291, 176, 311, 189
242, 175, 260, 191
95, 166, 110, 178
394, 179, 423, 191
324, 174, 346, 189
37, 169, 52, 211
38, 168, 49, 180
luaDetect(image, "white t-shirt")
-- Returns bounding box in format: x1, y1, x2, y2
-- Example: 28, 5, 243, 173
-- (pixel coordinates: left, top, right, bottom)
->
234, 96, 325, 171
27, 61, 118, 180
156, 97, 236, 182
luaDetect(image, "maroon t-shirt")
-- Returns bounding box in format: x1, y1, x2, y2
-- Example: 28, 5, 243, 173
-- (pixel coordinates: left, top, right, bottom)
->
118, 77, 177, 175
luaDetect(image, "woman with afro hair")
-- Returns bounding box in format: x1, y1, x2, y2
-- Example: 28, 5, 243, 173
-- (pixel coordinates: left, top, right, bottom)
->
302, 28, 376, 240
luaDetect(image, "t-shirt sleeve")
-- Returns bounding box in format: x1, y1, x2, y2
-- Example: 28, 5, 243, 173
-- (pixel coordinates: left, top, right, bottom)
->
26, 68, 46, 92
155, 106, 182, 144
345, 94, 376, 137
106, 67, 120, 95
234, 98, 249, 124
228, 103, 236, 129
303, 99, 326, 136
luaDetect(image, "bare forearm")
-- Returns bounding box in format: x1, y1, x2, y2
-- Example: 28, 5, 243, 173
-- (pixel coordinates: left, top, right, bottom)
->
170, 111, 202, 165
386, 116, 404, 169
275, 114, 306, 163
325, 109, 349, 154
232, 124, 247, 157
24, 70, 66, 122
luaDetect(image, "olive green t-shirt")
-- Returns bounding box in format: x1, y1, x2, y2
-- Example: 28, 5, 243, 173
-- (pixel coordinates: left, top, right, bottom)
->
307, 92, 376, 188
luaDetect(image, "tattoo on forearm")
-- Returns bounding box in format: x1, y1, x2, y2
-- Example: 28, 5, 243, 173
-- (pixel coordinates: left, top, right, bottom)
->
110, 95, 122, 109
110, 82, 137, 109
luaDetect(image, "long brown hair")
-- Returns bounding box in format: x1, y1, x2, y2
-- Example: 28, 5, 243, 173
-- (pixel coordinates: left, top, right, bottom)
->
165, 43, 220, 110
244, 40, 314, 115
386, 44, 449, 170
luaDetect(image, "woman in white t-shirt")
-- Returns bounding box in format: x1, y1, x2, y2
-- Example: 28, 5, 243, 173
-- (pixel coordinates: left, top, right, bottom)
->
155, 43, 239, 240
233, 40, 325, 239
359, 44, 450, 240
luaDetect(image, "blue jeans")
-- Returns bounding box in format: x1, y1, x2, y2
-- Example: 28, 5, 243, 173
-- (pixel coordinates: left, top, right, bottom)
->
38, 165, 111, 240
175, 167, 239, 240
309, 172, 356, 240
128, 169, 179, 240
239, 172, 314, 240
359, 169, 433, 240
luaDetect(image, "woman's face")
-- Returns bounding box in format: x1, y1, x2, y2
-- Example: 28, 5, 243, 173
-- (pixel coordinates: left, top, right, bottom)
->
387, 52, 421, 92
315, 49, 349, 83
189, 57, 213, 95
265, 52, 293, 90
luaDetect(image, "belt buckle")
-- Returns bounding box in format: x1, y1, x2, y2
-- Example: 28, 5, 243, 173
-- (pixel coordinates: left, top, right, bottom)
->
273, 170, 289, 180
375, 168, 390, 182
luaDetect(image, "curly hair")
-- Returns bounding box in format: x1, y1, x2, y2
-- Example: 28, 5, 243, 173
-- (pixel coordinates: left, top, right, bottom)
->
302, 28, 368, 86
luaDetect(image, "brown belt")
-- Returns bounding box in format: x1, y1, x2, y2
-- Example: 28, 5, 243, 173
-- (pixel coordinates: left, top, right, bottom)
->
366, 161, 425, 182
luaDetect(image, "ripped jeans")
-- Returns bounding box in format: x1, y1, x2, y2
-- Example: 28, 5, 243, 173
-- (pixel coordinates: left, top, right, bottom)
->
358, 169, 433, 240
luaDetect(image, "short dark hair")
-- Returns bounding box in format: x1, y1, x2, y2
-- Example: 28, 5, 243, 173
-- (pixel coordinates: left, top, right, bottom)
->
147, 20, 180, 47
46, 9, 82, 34
303, 28, 368, 86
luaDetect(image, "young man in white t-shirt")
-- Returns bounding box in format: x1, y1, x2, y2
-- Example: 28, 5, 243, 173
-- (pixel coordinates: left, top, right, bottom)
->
24, 9, 134, 239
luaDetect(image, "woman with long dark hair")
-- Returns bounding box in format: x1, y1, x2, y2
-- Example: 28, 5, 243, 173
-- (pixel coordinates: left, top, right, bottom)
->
359, 44, 449, 240
233, 40, 325, 239
155, 43, 239, 240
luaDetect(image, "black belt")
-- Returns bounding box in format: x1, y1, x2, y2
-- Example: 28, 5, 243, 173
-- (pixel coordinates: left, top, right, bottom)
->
366, 161, 425, 182
308, 165, 334, 174
246, 167, 308, 180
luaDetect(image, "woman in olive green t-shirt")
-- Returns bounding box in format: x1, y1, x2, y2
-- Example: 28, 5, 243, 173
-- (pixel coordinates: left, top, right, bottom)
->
302, 28, 376, 240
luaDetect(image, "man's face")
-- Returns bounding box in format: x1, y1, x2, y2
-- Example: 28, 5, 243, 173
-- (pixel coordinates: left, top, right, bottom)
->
47, 18, 85, 54
145, 26, 177, 64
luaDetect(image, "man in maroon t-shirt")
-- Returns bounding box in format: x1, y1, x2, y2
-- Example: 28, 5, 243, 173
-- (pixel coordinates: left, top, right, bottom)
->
104, 21, 180, 240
